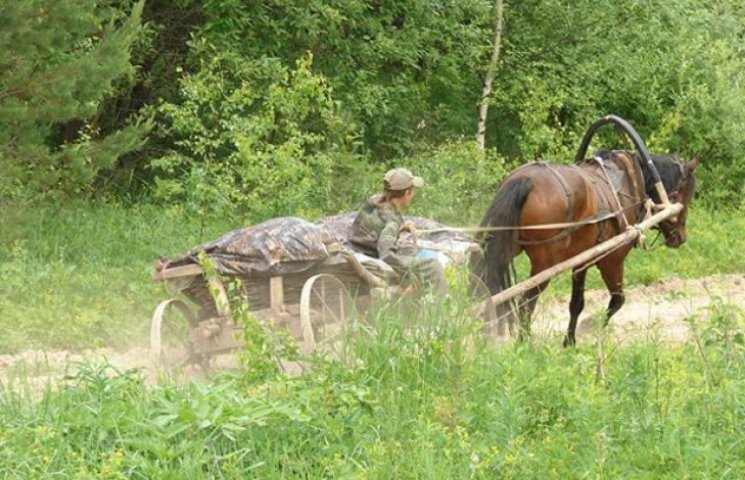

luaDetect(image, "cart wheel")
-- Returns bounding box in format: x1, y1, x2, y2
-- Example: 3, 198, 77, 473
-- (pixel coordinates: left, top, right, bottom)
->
468, 273, 508, 337
300, 274, 356, 354
150, 299, 201, 368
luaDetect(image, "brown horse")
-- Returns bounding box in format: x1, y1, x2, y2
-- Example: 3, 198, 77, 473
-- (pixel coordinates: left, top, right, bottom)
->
476, 149, 698, 345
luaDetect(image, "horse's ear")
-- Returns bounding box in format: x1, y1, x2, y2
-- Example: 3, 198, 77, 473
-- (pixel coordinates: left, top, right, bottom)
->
686, 156, 699, 173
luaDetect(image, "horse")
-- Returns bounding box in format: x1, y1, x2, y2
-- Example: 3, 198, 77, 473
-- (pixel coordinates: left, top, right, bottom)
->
475, 149, 698, 345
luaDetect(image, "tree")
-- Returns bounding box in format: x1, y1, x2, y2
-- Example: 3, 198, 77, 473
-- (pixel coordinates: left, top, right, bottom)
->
186, 0, 494, 158
152, 52, 358, 221
486, 0, 745, 202
476, 0, 504, 152
0, 0, 148, 200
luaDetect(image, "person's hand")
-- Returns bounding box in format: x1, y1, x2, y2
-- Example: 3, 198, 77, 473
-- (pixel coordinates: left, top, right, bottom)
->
401, 220, 417, 233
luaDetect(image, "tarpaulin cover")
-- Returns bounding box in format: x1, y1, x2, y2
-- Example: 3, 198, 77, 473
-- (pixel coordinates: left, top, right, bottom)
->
164, 213, 474, 278
166, 217, 329, 277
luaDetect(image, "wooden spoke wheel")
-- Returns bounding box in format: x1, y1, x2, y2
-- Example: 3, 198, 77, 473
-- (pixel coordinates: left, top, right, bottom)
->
150, 299, 202, 369
299, 274, 356, 354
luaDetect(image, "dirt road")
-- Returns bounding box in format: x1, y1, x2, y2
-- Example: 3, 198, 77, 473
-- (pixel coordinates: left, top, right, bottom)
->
1, 274, 742, 389
532, 273, 744, 343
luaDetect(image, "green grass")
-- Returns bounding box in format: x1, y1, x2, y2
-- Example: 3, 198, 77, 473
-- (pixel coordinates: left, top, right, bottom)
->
1, 198, 743, 477
0, 201, 235, 353
0, 296, 743, 478
0, 201, 743, 353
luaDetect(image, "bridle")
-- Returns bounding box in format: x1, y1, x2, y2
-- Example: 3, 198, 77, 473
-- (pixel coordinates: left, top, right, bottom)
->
653, 160, 690, 242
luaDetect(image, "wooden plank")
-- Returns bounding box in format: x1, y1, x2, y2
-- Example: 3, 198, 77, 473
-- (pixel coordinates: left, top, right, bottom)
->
484, 203, 684, 309
270, 276, 284, 310
156, 264, 203, 279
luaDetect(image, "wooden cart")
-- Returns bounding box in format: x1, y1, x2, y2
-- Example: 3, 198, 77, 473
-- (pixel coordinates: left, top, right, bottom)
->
150, 219, 487, 369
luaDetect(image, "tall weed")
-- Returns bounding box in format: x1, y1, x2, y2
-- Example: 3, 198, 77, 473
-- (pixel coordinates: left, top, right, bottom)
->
1, 291, 743, 477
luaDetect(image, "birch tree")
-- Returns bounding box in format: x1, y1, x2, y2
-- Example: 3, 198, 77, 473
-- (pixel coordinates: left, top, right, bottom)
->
476, 0, 504, 152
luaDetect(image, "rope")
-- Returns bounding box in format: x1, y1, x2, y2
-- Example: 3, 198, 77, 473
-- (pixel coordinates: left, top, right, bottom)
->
417, 199, 645, 236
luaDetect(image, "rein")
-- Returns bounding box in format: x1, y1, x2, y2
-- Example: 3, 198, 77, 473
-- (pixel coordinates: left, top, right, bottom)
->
419, 149, 685, 241
417, 200, 646, 236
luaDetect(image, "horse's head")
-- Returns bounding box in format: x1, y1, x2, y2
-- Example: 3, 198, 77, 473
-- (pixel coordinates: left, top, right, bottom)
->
648, 155, 699, 247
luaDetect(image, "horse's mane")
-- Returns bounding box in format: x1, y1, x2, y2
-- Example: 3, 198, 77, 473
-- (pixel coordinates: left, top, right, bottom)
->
649, 154, 683, 194
653, 153, 697, 200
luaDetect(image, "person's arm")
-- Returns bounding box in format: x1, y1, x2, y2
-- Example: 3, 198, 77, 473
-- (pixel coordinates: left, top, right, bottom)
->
377, 221, 399, 260
378, 220, 410, 271
401, 219, 417, 234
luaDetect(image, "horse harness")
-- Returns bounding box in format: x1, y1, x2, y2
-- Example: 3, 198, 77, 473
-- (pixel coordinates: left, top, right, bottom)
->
516, 154, 645, 246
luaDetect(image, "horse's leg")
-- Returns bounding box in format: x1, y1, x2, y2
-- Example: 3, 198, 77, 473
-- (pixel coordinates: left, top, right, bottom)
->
598, 262, 625, 326
563, 267, 588, 347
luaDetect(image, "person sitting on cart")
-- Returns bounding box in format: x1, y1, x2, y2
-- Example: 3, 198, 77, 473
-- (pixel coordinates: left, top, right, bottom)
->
350, 167, 448, 296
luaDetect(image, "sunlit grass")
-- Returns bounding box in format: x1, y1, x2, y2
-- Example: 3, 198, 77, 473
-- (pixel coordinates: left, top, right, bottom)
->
0, 289, 742, 478
0, 201, 234, 353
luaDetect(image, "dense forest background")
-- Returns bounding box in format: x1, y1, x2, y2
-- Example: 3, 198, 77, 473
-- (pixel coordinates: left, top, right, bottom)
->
2, 0, 744, 223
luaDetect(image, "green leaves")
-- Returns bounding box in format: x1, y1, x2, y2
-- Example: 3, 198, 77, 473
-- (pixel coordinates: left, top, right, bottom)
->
491, 0, 745, 198
153, 51, 356, 220
4, 0, 745, 204
1, 264, 745, 477
0, 0, 148, 200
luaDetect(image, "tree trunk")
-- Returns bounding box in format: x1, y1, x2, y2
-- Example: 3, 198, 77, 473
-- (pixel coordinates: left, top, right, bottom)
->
476, 0, 504, 152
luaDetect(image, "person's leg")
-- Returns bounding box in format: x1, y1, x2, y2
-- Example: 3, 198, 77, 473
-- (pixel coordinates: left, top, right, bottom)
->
409, 257, 448, 296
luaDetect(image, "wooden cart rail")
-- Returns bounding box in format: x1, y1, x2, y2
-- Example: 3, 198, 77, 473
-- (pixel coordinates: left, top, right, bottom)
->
150, 240, 403, 368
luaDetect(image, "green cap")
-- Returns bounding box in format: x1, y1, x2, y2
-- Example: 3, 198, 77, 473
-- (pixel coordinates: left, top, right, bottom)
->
384, 168, 425, 190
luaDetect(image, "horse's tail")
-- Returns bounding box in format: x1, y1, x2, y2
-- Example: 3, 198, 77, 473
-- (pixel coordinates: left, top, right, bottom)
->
477, 176, 533, 294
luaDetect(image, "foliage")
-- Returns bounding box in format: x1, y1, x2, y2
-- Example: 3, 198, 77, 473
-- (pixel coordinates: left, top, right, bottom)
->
0, 201, 231, 353
152, 51, 359, 221
0, 0, 149, 200
487, 0, 745, 203
1, 295, 743, 477
191, 0, 494, 158
3, 1, 744, 205
697, 298, 745, 353
404, 140, 512, 226
341, 139, 511, 226
132, 0, 744, 211
3, 2, 745, 474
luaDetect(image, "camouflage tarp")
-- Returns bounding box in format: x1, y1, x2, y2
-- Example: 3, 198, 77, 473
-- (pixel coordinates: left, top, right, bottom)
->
165, 217, 329, 277
161, 213, 476, 279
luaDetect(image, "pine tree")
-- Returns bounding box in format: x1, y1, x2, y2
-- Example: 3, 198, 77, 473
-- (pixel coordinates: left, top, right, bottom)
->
0, 0, 147, 199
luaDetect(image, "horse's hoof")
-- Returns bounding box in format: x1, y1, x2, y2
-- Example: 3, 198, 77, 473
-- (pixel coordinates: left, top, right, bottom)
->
562, 336, 576, 348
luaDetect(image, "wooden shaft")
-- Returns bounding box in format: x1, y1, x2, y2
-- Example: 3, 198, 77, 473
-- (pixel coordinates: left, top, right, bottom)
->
484, 203, 683, 309
654, 181, 671, 205
653, 180, 675, 219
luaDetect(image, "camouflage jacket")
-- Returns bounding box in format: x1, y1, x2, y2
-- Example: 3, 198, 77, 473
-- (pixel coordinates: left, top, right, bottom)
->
349, 194, 410, 271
